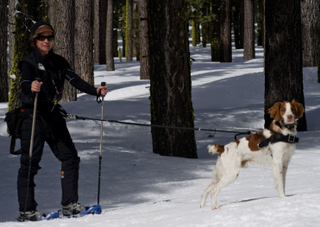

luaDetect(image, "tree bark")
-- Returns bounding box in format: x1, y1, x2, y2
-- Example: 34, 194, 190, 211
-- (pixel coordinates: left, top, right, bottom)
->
94, 0, 99, 63
232, 0, 244, 49
148, 0, 197, 158
0, 0, 8, 102
220, 0, 232, 62
265, 0, 307, 131
126, 0, 134, 61
106, 0, 115, 71
75, 0, 94, 86
138, 0, 149, 79
210, 0, 221, 62
8, 0, 45, 110
48, 0, 77, 102
99, 0, 107, 64
256, 0, 264, 46
8, 0, 15, 75
301, 0, 320, 67
243, 0, 255, 59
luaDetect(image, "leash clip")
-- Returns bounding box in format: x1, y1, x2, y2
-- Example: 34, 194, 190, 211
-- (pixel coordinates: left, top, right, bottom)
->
67, 114, 76, 119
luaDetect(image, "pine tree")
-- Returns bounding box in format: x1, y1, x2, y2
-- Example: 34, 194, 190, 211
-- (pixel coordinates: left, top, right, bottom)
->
106, 0, 115, 71
301, 0, 320, 67
220, 0, 231, 62
147, 0, 197, 158
265, 0, 307, 131
48, 0, 77, 102
0, 0, 8, 102
126, 0, 134, 61
8, 0, 46, 111
243, 0, 255, 59
138, 0, 149, 79
209, 0, 221, 61
75, 0, 94, 86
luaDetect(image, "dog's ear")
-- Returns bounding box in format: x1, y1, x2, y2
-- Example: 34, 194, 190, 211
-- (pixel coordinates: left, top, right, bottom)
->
291, 100, 305, 119
268, 102, 283, 121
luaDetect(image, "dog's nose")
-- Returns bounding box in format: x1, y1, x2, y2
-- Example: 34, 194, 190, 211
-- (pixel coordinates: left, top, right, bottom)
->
287, 115, 293, 121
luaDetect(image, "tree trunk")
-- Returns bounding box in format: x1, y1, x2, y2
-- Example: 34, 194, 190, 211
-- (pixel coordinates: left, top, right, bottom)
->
8, 0, 45, 110
8, 0, 15, 75
243, 0, 255, 59
138, 0, 149, 79
192, 11, 201, 47
232, 0, 244, 49
48, 0, 77, 102
126, 0, 134, 61
106, 0, 115, 71
99, 0, 107, 64
265, 0, 307, 131
301, 0, 320, 67
220, 0, 232, 62
94, 0, 99, 63
210, 0, 221, 62
75, 0, 94, 87
148, 0, 197, 158
256, 0, 264, 47
318, 31, 320, 82
0, 0, 8, 102
134, 5, 139, 60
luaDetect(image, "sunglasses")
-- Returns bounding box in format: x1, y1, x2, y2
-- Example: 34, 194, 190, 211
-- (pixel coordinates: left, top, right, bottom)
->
36, 35, 54, 41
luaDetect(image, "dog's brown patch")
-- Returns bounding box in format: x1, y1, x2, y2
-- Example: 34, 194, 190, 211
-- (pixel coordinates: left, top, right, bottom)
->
290, 100, 305, 119
246, 131, 266, 151
269, 102, 286, 122
214, 144, 225, 153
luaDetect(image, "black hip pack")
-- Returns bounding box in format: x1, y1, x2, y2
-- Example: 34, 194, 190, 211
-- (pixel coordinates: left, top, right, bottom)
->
4, 108, 30, 155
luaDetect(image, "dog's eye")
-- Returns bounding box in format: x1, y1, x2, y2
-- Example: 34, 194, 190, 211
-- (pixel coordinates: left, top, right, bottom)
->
281, 108, 286, 112
291, 109, 296, 114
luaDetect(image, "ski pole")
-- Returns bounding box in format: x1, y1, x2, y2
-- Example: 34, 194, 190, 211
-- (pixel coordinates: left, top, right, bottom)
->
23, 77, 41, 219
97, 82, 106, 205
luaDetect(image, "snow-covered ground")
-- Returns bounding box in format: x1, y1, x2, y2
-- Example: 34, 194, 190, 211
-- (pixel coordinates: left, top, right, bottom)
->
0, 44, 319, 227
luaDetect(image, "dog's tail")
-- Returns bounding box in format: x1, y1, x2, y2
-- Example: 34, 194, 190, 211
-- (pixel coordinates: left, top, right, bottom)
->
207, 144, 225, 155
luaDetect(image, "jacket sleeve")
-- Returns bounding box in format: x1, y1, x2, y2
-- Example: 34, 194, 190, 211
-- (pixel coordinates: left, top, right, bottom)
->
20, 60, 34, 95
64, 65, 98, 96
20, 61, 36, 107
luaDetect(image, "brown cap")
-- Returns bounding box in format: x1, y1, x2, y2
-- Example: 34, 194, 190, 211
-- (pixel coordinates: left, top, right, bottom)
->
34, 24, 54, 35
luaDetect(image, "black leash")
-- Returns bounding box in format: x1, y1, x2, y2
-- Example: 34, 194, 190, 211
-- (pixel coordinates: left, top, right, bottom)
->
53, 104, 252, 139
66, 113, 252, 140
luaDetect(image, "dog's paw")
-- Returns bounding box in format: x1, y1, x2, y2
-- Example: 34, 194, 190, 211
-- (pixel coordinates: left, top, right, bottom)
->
279, 193, 286, 198
211, 205, 220, 210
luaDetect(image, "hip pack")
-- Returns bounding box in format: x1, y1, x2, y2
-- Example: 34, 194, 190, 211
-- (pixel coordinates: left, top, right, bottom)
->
4, 108, 30, 155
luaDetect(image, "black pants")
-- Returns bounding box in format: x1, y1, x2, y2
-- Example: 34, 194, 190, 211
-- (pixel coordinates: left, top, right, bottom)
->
17, 111, 80, 212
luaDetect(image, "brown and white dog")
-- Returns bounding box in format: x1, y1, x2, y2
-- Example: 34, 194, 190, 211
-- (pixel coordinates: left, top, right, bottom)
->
200, 100, 305, 209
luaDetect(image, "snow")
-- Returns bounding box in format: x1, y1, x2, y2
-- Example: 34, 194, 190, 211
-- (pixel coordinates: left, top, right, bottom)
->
1, 44, 320, 227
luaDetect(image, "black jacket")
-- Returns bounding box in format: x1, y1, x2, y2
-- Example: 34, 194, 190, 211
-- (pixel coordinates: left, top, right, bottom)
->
19, 48, 97, 112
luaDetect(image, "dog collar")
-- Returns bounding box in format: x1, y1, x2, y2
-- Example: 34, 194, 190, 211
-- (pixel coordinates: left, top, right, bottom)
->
258, 131, 299, 148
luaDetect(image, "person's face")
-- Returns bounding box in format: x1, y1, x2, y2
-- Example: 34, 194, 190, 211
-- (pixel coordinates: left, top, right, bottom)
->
36, 31, 53, 55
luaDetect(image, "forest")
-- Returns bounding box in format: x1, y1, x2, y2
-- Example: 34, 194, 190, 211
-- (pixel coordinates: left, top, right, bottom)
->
0, 0, 320, 158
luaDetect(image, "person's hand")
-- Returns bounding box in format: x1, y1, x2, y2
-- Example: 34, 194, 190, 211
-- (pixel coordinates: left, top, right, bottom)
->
31, 80, 43, 93
97, 84, 108, 96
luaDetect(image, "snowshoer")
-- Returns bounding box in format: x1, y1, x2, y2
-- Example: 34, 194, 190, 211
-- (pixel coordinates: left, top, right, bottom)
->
16, 21, 107, 221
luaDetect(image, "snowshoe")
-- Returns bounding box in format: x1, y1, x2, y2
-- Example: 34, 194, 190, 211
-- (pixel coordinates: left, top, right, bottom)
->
16, 211, 46, 222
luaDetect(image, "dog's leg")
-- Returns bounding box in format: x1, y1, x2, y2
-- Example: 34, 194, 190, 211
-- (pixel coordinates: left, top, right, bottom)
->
209, 170, 240, 209
271, 149, 286, 198
201, 158, 240, 209
200, 158, 223, 208
200, 180, 217, 208
281, 150, 293, 193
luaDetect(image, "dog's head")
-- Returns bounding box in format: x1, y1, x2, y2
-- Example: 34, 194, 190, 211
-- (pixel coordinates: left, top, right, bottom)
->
268, 100, 305, 125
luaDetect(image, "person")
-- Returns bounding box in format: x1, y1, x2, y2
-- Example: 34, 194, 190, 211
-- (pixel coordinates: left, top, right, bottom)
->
16, 21, 107, 221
